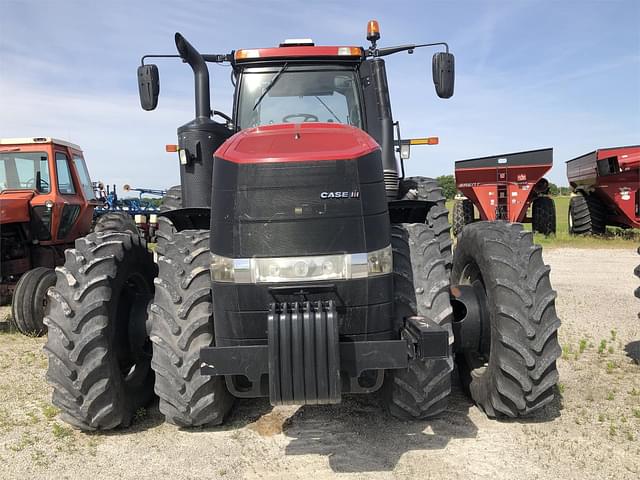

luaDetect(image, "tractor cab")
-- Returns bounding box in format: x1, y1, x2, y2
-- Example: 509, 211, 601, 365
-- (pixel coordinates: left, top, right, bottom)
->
0, 137, 96, 249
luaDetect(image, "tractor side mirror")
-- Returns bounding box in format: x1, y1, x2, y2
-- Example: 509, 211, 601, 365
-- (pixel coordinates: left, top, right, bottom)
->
137, 64, 160, 111
432, 52, 455, 99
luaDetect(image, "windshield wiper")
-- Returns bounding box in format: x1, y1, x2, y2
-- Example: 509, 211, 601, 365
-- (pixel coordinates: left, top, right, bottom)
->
314, 96, 342, 123
253, 63, 288, 111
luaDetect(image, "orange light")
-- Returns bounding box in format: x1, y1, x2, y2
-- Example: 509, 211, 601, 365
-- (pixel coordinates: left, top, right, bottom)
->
235, 49, 260, 60
337, 47, 362, 56
409, 137, 439, 146
165, 144, 178, 152
367, 20, 380, 42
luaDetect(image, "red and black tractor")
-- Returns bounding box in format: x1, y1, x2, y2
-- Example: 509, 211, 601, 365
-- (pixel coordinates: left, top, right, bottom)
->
567, 145, 639, 234
452, 148, 556, 236
43, 22, 561, 430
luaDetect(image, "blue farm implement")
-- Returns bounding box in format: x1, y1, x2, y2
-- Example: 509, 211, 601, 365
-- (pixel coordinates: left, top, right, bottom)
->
92, 182, 166, 241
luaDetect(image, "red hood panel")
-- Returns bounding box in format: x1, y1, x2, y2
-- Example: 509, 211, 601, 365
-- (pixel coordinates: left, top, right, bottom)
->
0, 191, 34, 224
215, 123, 379, 164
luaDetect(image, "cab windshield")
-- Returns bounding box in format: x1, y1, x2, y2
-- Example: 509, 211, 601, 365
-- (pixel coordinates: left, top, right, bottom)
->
237, 66, 363, 130
0, 151, 51, 193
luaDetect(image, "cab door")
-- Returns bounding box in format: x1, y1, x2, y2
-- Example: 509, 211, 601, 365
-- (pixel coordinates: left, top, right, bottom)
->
52, 148, 84, 242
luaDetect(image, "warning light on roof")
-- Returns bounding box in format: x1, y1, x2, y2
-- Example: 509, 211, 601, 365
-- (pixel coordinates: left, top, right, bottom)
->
367, 20, 380, 43
165, 144, 178, 152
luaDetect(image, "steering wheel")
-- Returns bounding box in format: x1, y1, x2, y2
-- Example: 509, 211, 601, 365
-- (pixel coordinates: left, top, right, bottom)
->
282, 113, 319, 123
24, 177, 50, 190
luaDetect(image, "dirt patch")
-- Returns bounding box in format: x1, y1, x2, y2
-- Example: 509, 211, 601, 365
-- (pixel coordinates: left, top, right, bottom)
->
0, 247, 638, 479
248, 408, 296, 437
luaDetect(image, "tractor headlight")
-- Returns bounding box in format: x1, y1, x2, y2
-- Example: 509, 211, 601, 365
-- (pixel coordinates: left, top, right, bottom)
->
211, 245, 392, 284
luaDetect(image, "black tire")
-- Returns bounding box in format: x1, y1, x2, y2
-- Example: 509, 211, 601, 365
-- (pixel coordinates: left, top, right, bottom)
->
532, 197, 556, 235
634, 246, 640, 300
159, 185, 182, 213
383, 223, 453, 419
452, 199, 474, 236
452, 221, 561, 418
11, 267, 56, 336
149, 229, 234, 427
568, 193, 606, 235
400, 176, 452, 269
44, 232, 156, 430
93, 212, 138, 235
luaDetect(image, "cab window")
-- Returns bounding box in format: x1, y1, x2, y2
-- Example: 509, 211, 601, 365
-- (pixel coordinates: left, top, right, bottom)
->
56, 152, 76, 194
72, 155, 95, 200
0, 152, 50, 193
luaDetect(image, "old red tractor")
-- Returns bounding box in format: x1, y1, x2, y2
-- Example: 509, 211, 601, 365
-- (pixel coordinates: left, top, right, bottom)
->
0, 137, 135, 335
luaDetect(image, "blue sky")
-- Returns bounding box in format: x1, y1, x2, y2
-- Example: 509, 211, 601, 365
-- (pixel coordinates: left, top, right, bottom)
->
1, 0, 638, 189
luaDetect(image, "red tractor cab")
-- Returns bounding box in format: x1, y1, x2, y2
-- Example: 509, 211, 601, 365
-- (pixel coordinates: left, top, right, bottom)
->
567, 145, 640, 234
0, 137, 97, 334
452, 148, 555, 235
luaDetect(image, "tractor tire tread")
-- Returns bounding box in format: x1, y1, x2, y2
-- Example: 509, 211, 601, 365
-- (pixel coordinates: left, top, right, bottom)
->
149, 229, 233, 427
44, 232, 156, 430
452, 221, 561, 418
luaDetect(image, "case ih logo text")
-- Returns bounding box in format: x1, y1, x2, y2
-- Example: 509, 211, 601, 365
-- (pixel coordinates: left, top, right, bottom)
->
320, 191, 360, 199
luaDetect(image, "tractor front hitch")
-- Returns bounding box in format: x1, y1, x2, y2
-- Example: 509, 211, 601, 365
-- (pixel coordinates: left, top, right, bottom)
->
199, 301, 449, 405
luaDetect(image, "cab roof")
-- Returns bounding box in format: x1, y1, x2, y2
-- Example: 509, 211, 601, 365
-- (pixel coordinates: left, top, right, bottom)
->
0, 137, 82, 151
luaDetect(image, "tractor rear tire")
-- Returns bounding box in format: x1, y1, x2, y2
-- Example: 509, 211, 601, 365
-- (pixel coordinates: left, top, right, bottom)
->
93, 212, 138, 235
532, 197, 556, 235
400, 176, 452, 269
383, 223, 453, 419
11, 267, 57, 336
149, 229, 234, 427
452, 199, 474, 236
568, 193, 606, 235
452, 221, 561, 418
159, 185, 182, 212
44, 232, 156, 430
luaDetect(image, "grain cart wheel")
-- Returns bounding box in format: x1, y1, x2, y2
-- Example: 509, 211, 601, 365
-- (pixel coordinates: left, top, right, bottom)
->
452, 199, 474, 236
400, 176, 452, 268
568, 193, 605, 235
532, 197, 556, 235
11, 267, 57, 336
451, 221, 561, 418
149, 229, 233, 427
159, 185, 182, 212
93, 212, 138, 235
44, 231, 156, 430
383, 223, 453, 419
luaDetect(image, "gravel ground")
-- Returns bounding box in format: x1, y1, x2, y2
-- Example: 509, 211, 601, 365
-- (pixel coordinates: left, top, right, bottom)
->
0, 247, 638, 479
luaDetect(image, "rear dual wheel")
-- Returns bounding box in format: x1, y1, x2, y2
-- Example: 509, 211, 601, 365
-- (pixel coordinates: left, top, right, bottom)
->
44, 231, 156, 430
452, 221, 561, 417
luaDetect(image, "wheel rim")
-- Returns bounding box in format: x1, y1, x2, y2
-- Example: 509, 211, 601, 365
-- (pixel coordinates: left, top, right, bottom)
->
455, 259, 492, 373
113, 272, 153, 386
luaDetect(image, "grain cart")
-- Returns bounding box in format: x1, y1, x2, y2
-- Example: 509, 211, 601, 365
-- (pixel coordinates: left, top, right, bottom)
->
452, 148, 556, 236
44, 22, 561, 430
567, 146, 640, 234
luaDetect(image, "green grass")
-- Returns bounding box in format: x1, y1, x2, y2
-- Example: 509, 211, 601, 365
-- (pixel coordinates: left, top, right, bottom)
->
446, 196, 639, 248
